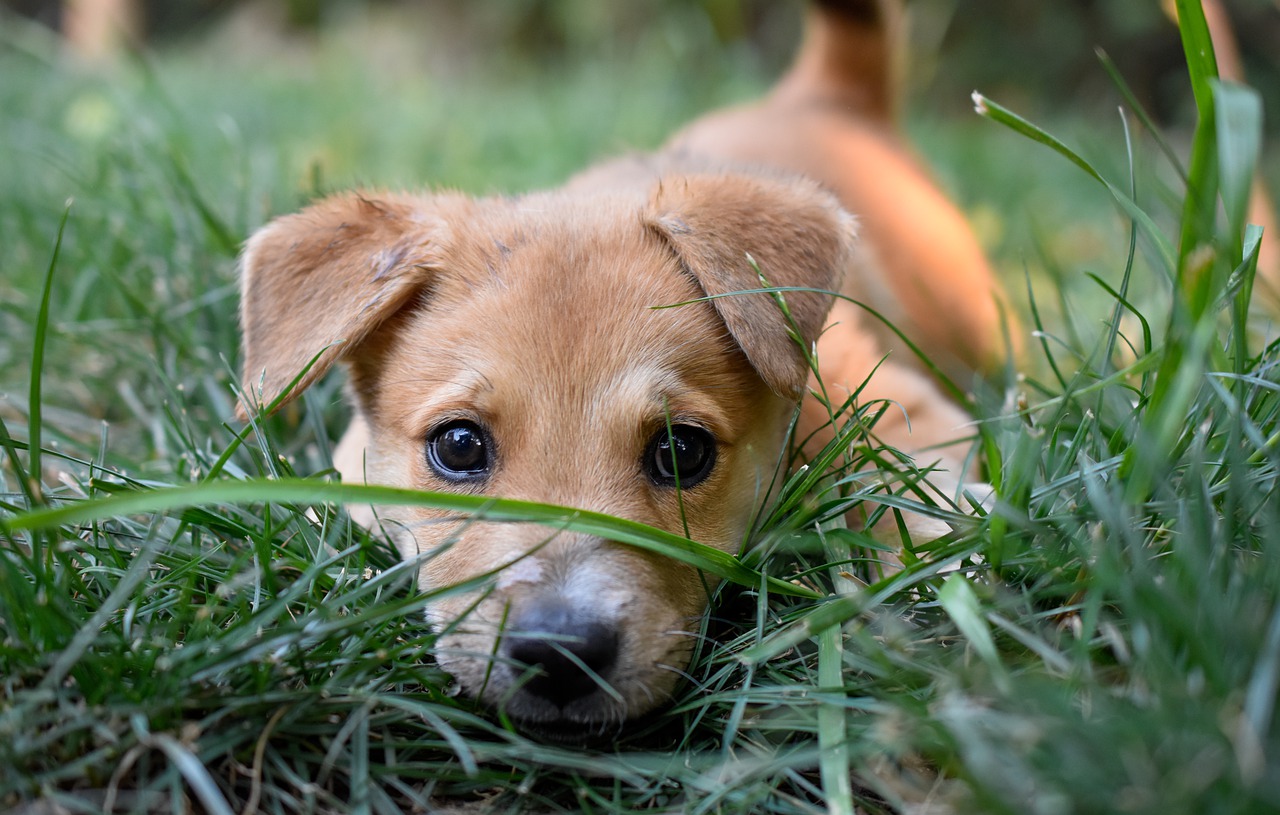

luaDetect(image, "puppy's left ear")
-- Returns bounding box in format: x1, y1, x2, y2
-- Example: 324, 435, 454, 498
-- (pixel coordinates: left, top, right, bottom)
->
646, 173, 855, 400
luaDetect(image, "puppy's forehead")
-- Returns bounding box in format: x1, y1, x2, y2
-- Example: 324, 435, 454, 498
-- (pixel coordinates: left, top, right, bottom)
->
382, 196, 761, 427
441, 196, 708, 333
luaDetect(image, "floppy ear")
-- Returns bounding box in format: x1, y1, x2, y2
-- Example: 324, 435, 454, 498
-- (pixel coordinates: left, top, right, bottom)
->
646, 173, 856, 400
237, 193, 449, 418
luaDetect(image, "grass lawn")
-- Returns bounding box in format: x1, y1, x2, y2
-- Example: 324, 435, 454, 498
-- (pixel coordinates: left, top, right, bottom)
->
2, 3, 1279, 813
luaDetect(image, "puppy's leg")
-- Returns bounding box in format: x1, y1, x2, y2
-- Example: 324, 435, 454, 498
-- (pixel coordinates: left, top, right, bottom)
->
805, 302, 991, 557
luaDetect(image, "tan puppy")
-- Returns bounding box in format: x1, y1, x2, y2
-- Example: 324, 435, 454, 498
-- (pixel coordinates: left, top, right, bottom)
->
238, 0, 1008, 736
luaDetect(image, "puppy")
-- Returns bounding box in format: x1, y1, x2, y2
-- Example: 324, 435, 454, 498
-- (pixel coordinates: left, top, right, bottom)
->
238, 0, 1008, 736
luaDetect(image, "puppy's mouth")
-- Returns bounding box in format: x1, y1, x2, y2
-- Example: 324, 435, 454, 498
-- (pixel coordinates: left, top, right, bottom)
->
499, 681, 687, 747
493, 671, 634, 744
510, 710, 629, 746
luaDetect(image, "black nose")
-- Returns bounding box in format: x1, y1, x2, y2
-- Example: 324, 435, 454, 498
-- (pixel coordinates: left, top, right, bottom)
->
502, 600, 619, 707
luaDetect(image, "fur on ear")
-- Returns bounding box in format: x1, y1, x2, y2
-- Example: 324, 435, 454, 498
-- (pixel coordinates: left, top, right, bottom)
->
237, 193, 450, 419
646, 173, 856, 400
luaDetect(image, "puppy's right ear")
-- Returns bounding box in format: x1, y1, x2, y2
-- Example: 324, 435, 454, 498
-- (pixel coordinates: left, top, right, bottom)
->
237, 193, 449, 420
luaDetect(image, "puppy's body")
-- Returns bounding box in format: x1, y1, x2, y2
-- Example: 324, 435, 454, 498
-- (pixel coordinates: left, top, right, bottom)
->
240, 1, 1008, 735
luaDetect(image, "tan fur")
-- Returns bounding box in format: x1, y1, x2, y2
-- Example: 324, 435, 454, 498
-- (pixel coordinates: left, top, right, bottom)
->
238, 1, 1010, 732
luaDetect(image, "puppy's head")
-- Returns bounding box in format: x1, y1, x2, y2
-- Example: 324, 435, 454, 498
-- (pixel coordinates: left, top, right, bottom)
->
239, 174, 854, 735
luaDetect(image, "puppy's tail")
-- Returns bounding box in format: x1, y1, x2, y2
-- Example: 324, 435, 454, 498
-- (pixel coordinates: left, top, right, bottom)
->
773, 0, 904, 121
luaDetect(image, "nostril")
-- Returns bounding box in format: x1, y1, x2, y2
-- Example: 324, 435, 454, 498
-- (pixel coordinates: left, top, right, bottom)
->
502, 602, 619, 707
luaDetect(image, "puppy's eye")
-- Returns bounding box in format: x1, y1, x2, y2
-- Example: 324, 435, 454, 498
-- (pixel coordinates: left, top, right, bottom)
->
645, 424, 716, 488
426, 420, 491, 482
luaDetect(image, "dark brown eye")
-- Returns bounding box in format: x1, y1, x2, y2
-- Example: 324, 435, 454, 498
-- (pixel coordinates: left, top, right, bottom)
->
646, 425, 716, 488
426, 420, 491, 482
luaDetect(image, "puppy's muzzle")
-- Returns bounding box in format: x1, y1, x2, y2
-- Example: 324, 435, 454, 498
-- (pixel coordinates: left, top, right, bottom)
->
503, 598, 620, 708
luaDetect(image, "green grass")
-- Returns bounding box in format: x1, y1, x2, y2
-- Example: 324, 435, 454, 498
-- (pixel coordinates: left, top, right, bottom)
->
3, 3, 1280, 813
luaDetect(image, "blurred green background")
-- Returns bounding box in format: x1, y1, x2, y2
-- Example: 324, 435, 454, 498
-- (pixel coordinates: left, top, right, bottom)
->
7, 0, 1278, 124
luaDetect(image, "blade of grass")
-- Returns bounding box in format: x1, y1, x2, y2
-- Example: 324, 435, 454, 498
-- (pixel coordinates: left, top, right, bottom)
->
1212, 79, 1263, 371
816, 490, 854, 815
1128, 0, 1231, 499
1097, 109, 1145, 377
1094, 47, 1187, 182
0, 415, 37, 511
144, 732, 236, 815
27, 200, 73, 507
1213, 81, 1262, 254
938, 575, 1009, 694
972, 92, 1176, 278
817, 624, 854, 815
1170, 0, 1221, 319
1175, 0, 1218, 117
0, 478, 821, 599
